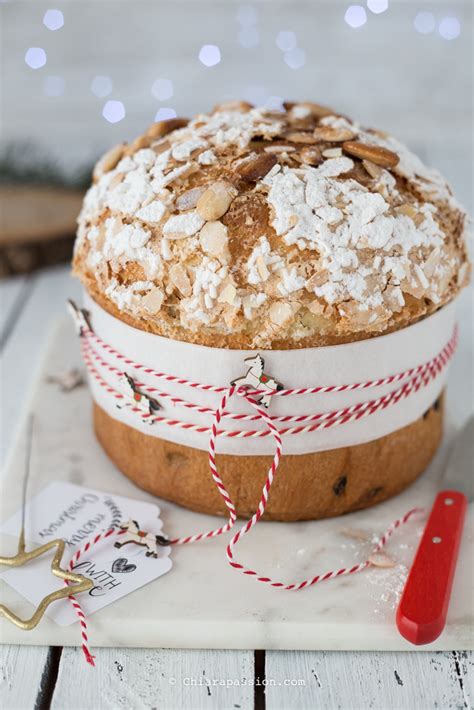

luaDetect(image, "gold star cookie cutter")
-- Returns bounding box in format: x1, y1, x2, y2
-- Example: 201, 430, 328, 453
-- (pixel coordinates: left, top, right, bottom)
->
0, 416, 93, 630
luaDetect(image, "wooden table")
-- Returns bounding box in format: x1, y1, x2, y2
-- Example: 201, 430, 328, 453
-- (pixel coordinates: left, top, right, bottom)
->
1, 267, 473, 710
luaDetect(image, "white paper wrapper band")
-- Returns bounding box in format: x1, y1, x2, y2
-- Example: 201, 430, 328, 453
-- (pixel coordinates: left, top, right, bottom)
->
82, 292, 457, 456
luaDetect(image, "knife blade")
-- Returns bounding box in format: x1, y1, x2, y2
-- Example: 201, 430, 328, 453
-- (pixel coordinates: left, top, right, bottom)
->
396, 415, 473, 646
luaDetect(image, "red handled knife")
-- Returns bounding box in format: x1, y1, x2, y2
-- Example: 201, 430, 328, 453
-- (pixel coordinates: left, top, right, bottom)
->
396, 415, 473, 645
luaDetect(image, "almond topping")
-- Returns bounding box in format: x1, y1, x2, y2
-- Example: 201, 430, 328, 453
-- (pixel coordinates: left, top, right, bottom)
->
93, 144, 124, 181
199, 220, 228, 256
306, 270, 329, 290
342, 141, 399, 168
235, 153, 278, 182
269, 301, 293, 327
129, 135, 150, 153
340, 528, 370, 542
368, 552, 396, 569
145, 118, 189, 139
397, 204, 418, 220
299, 146, 322, 166
313, 126, 355, 142
307, 300, 325, 316
286, 101, 335, 118
362, 159, 383, 179
142, 288, 164, 314
285, 131, 317, 144
322, 147, 343, 158
256, 255, 270, 281
218, 283, 237, 304
264, 145, 296, 153
176, 186, 207, 211
169, 264, 191, 297
152, 140, 171, 155
196, 182, 236, 220
212, 100, 253, 113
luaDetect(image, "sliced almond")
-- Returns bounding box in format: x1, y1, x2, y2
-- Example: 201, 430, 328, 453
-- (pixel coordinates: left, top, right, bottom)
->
340, 528, 370, 542
218, 282, 237, 305
342, 141, 399, 168
313, 126, 355, 142
169, 263, 191, 297
286, 101, 335, 118
196, 182, 236, 222
199, 220, 228, 256
269, 301, 293, 327
264, 145, 296, 153
108, 172, 125, 189
362, 159, 383, 179
235, 153, 278, 182
152, 139, 171, 155
307, 300, 325, 316
368, 551, 396, 569
285, 131, 317, 144
196, 182, 236, 221
129, 135, 150, 153
142, 288, 164, 314
305, 270, 329, 290
299, 146, 322, 166
212, 100, 253, 113
256, 255, 270, 281
176, 186, 207, 211
322, 147, 342, 158
93, 144, 125, 181
145, 118, 189, 140
397, 204, 418, 220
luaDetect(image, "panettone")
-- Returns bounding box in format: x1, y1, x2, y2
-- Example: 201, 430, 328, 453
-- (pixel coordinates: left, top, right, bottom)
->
72, 101, 470, 521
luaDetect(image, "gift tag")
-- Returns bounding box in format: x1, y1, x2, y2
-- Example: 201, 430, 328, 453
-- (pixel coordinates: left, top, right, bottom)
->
0, 482, 172, 626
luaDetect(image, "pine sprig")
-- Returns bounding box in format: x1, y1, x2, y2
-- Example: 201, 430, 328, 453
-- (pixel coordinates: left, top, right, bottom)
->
0, 142, 93, 189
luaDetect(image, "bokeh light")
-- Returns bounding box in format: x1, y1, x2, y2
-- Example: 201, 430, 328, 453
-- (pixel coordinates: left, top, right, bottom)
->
276, 30, 297, 52
414, 11, 436, 34
155, 107, 177, 121
102, 100, 125, 123
91, 75, 113, 98
43, 75, 65, 97
366, 0, 388, 14
25, 47, 47, 69
198, 45, 221, 67
43, 9, 64, 31
237, 5, 257, 27
438, 17, 461, 40
151, 78, 174, 100
284, 48, 306, 69
345, 6, 367, 28
238, 26, 260, 48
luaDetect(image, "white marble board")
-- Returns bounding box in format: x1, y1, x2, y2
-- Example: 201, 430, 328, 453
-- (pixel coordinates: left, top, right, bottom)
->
0, 316, 473, 651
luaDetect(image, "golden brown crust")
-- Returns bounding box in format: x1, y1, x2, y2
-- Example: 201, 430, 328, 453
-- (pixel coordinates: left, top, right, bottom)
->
73, 102, 470, 351
94, 394, 444, 521
84, 278, 442, 349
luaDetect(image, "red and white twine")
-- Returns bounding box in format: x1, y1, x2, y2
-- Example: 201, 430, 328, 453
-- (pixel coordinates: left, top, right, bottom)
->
66, 320, 457, 666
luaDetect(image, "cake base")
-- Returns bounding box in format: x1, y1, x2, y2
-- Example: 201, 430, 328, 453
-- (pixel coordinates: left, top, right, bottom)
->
93, 395, 443, 522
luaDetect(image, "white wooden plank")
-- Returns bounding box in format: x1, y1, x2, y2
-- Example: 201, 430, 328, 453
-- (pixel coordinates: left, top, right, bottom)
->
265, 650, 474, 709
0, 265, 80, 468
0, 275, 30, 350
0, 644, 50, 710
52, 647, 254, 710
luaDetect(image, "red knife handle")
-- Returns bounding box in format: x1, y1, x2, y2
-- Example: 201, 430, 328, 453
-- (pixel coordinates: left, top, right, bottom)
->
396, 490, 467, 645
